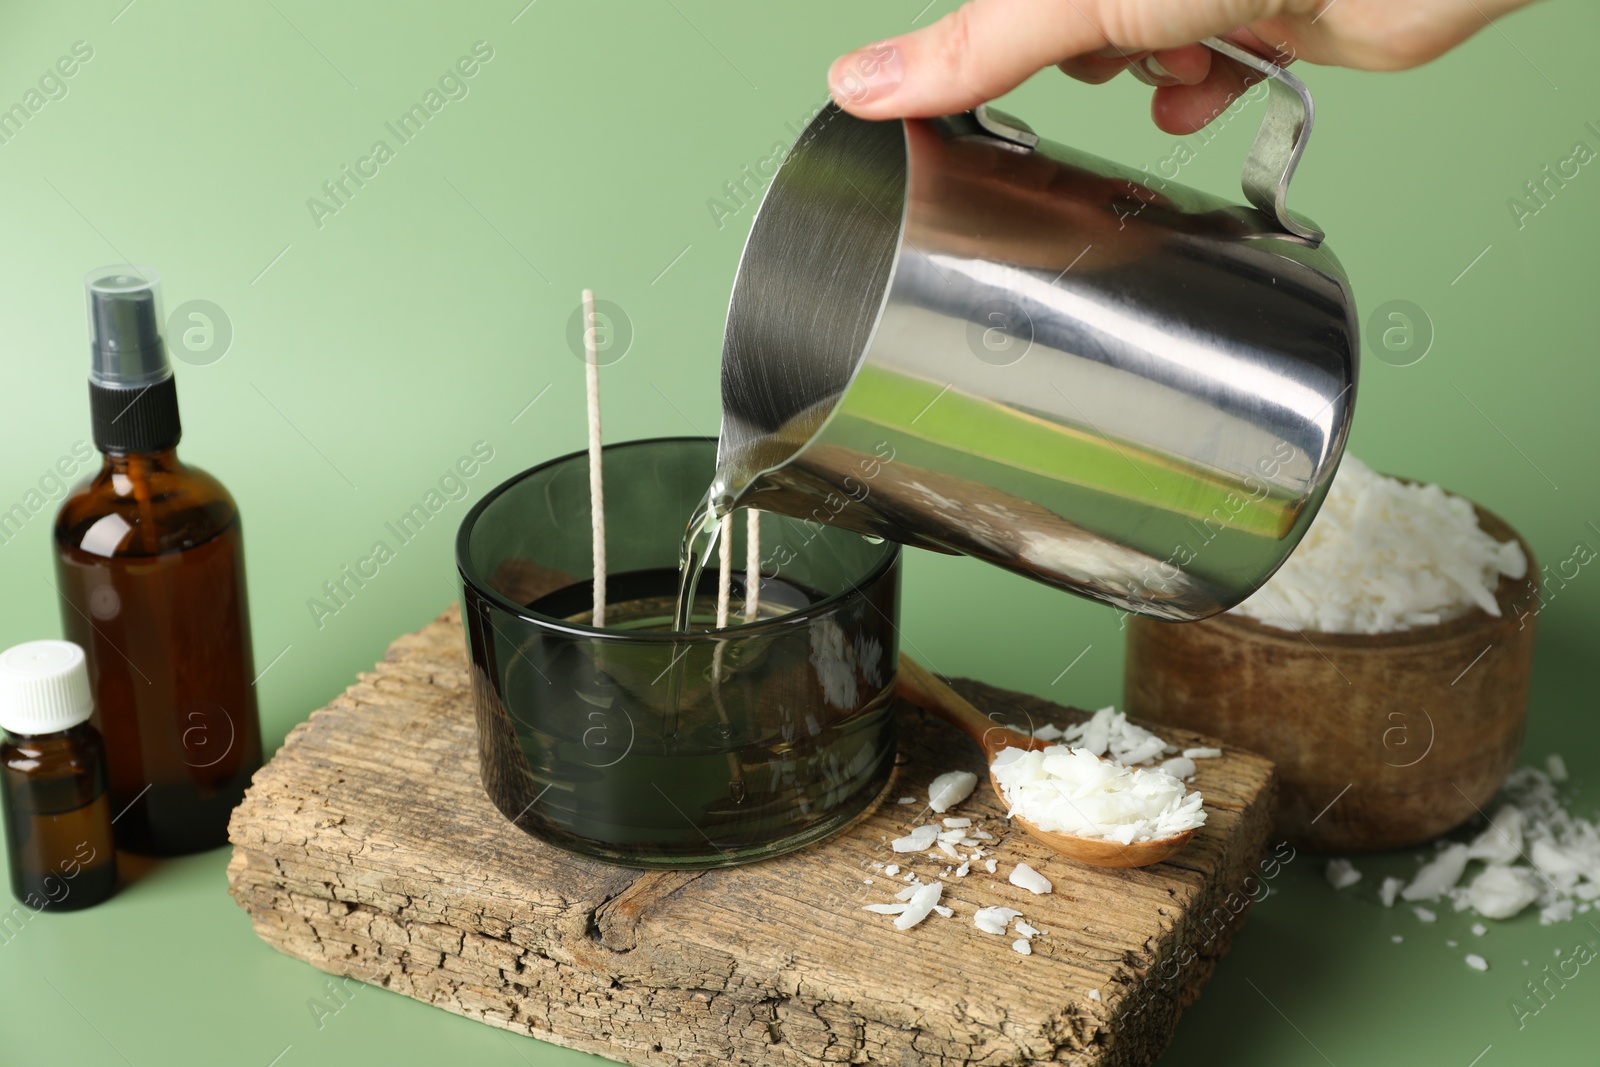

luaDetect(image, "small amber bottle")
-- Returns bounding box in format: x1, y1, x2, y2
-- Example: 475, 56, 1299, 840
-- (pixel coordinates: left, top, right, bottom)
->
0, 640, 117, 911
53, 267, 263, 856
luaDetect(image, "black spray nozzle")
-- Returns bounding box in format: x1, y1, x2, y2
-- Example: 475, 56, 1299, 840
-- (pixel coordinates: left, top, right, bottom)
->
85, 266, 169, 388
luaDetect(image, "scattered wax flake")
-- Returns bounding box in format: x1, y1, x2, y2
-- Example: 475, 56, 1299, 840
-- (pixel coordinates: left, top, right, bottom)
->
883, 864, 900, 877
1392, 935, 1404, 944
937, 842, 961, 860
1183, 747, 1222, 760
932, 905, 953, 918
1012, 938, 1032, 955
955, 863, 970, 877
1446, 940, 1458, 948
1540, 900, 1575, 925
1057, 706, 1168, 765
1010, 863, 1053, 895
1088, 989, 1101, 1001
1379, 877, 1404, 908
897, 796, 917, 805
1466, 808, 1523, 865
891, 825, 939, 853
1015, 920, 1041, 939
1466, 866, 1539, 920
1465, 954, 1489, 972
1402, 843, 1470, 901
985, 858, 998, 874
1471, 923, 1488, 936
1413, 907, 1438, 923
1546, 754, 1568, 783
861, 903, 907, 915
974, 906, 1021, 935
929, 771, 978, 813
943, 817, 972, 828
863, 879, 873, 885
1325, 858, 1362, 890
894, 882, 944, 931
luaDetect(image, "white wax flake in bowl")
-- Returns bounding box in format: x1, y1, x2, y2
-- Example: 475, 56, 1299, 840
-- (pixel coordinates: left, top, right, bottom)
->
991, 745, 1206, 843
1182, 747, 1223, 760
1009, 863, 1052, 895
1088, 989, 1101, 1001
1325, 858, 1362, 890
928, 770, 978, 813
943, 817, 971, 828
891, 825, 939, 853
1012, 938, 1032, 955
1015, 920, 1041, 939
883, 864, 900, 877
1229, 456, 1527, 634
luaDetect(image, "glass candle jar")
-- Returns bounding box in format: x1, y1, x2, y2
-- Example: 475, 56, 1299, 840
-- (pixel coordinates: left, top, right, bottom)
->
456, 437, 900, 868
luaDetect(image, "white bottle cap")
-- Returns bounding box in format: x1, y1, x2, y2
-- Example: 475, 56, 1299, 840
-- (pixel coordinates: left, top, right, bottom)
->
0, 640, 95, 736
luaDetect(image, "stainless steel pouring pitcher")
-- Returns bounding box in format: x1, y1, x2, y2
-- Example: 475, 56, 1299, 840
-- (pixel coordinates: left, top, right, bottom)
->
716, 39, 1357, 622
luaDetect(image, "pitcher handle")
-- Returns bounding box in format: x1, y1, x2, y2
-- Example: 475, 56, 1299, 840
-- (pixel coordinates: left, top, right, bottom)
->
1202, 37, 1323, 244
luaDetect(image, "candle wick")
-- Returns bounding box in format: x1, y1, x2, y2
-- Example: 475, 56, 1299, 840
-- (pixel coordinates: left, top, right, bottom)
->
582, 288, 606, 628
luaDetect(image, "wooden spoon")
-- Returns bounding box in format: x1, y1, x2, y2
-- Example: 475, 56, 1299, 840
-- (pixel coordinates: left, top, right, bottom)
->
895, 656, 1197, 869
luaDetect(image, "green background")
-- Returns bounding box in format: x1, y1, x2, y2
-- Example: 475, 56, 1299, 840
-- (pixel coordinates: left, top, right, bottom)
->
2, 1, 1597, 1064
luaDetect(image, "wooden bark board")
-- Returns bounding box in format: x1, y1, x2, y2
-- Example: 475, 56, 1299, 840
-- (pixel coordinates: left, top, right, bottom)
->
227, 607, 1275, 1067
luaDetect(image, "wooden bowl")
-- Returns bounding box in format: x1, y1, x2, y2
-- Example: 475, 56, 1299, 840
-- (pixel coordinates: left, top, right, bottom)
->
1124, 505, 1536, 853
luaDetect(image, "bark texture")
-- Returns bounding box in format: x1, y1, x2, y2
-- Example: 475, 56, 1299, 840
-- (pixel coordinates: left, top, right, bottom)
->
229, 607, 1275, 1066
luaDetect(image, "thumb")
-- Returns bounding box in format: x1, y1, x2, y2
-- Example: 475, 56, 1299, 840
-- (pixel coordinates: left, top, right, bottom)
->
828, 0, 1295, 120
830, 0, 1109, 119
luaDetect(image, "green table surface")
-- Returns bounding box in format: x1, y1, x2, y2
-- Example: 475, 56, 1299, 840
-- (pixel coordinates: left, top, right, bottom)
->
3, 2, 1597, 1064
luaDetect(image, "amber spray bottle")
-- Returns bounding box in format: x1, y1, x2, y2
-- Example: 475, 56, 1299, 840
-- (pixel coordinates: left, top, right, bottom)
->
52, 267, 262, 855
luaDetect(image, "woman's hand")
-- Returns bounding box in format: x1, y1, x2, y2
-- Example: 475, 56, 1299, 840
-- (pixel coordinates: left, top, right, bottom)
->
828, 0, 1538, 133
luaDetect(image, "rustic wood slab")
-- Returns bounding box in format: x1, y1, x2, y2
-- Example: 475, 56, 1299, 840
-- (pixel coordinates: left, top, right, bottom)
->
228, 607, 1274, 1067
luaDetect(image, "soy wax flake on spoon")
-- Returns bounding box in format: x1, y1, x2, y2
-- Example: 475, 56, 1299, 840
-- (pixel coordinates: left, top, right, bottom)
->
991, 746, 1206, 846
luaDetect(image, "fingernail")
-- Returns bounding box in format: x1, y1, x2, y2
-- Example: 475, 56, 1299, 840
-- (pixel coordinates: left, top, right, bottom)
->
1129, 55, 1181, 87
829, 41, 904, 106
